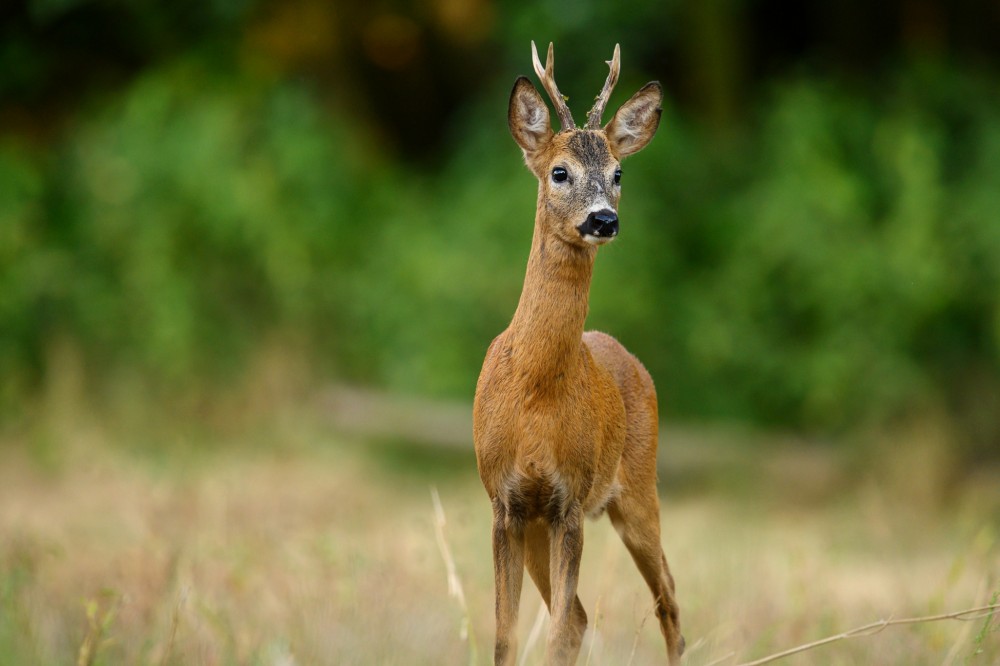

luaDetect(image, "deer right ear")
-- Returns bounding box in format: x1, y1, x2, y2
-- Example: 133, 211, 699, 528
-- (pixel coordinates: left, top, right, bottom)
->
508, 76, 553, 161
605, 82, 662, 159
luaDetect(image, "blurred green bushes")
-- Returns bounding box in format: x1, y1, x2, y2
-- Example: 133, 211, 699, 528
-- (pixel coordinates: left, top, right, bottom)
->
3, 62, 376, 398
2, 52, 999, 459
630, 68, 1000, 452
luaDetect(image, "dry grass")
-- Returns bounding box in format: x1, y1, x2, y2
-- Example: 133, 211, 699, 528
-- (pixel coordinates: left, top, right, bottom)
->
1, 402, 998, 665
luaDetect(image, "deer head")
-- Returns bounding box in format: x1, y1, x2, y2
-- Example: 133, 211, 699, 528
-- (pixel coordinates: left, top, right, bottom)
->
508, 42, 663, 248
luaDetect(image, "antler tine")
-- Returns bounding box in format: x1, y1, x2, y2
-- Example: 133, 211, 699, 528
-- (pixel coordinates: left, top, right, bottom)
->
585, 43, 621, 129
531, 41, 576, 131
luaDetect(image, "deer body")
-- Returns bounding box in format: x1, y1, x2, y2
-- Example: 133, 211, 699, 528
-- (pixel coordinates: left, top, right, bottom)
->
475, 225, 627, 521
474, 43, 683, 665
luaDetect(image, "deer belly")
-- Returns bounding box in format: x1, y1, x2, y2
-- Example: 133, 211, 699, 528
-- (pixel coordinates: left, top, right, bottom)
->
584, 476, 623, 519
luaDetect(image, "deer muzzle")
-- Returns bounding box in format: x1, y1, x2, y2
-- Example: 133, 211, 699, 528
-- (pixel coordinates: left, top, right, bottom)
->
578, 209, 619, 244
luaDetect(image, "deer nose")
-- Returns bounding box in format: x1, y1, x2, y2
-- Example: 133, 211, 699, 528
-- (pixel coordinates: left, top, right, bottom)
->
579, 210, 619, 239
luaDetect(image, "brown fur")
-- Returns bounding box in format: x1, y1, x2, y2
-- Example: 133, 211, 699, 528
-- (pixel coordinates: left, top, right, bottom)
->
473, 45, 683, 665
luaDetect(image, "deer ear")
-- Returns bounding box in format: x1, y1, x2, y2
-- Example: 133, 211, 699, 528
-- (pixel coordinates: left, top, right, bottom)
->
605, 82, 662, 158
509, 76, 553, 159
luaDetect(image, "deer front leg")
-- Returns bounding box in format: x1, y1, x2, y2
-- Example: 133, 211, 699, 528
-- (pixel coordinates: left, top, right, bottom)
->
546, 502, 587, 665
492, 500, 525, 666
524, 520, 589, 632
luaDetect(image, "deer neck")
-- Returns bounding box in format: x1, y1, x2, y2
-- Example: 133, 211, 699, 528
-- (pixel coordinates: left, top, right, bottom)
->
508, 206, 596, 386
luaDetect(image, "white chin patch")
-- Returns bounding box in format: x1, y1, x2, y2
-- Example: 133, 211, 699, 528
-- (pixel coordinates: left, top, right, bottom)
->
582, 233, 616, 246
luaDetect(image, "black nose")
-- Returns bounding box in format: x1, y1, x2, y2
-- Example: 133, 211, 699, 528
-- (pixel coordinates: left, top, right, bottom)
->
579, 209, 619, 239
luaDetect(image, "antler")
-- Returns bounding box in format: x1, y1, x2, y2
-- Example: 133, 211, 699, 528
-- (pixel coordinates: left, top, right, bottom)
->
585, 44, 620, 129
531, 41, 575, 131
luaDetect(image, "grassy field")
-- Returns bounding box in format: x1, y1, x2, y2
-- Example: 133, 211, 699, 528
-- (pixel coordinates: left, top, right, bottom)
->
1, 396, 998, 665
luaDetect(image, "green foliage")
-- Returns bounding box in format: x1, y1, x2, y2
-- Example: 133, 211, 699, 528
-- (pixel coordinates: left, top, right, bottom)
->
366, 65, 1000, 457
3, 61, 378, 399
2, 52, 1000, 458
668, 70, 1000, 448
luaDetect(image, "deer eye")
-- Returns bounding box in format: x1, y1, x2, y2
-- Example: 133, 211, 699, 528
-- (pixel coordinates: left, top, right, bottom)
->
551, 167, 568, 183
613, 168, 622, 185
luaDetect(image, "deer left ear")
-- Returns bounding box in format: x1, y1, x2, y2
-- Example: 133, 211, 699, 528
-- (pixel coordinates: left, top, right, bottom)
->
509, 76, 554, 161
605, 82, 662, 158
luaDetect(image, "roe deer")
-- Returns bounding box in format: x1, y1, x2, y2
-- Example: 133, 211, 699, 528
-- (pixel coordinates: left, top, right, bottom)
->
473, 42, 684, 665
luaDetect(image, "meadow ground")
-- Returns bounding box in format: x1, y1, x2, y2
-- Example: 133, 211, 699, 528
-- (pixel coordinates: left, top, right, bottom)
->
1, 395, 998, 665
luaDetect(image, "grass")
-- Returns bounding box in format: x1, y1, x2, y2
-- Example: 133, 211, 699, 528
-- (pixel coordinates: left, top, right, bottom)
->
0, 395, 998, 665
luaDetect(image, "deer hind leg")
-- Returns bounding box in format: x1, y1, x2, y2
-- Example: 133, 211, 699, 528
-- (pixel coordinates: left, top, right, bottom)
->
492, 501, 525, 666
608, 491, 684, 665
523, 520, 588, 654
545, 503, 587, 665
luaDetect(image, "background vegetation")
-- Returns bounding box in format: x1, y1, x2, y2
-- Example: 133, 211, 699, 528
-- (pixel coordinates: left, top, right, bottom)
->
1, 1, 998, 663
3, 0, 1000, 463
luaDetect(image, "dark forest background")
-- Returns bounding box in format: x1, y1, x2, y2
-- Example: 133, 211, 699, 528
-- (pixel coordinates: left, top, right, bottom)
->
3, 0, 1000, 464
